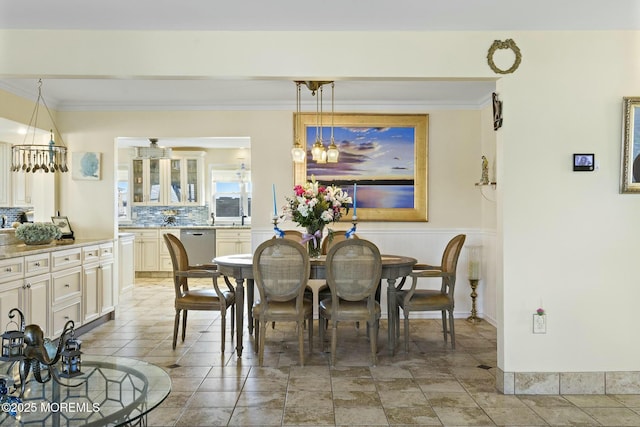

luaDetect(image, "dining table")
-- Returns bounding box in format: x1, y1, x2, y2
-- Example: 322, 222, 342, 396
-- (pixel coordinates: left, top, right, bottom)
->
214, 252, 417, 357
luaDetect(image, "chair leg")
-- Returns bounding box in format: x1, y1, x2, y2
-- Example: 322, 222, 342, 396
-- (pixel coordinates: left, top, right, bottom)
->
318, 314, 325, 352
448, 308, 456, 349
331, 321, 338, 366
308, 316, 314, 354
173, 309, 181, 349
182, 310, 188, 342
404, 311, 410, 353
254, 317, 260, 354
441, 310, 448, 343
370, 319, 378, 366
258, 321, 267, 366
221, 312, 226, 353
298, 320, 305, 366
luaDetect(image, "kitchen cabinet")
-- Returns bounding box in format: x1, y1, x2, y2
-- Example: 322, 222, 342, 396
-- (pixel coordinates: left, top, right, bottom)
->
131, 153, 204, 206
23, 253, 51, 335
12, 168, 33, 206
0, 142, 10, 205
82, 243, 114, 323
158, 229, 179, 271
118, 234, 135, 295
131, 229, 159, 271
216, 229, 251, 257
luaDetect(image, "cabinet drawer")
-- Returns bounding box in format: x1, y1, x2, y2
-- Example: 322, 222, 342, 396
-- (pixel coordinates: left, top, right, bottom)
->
51, 248, 82, 271
133, 229, 158, 240
52, 300, 81, 336
82, 245, 101, 264
52, 267, 82, 304
100, 243, 114, 261
0, 258, 23, 283
25, 253, 50, 277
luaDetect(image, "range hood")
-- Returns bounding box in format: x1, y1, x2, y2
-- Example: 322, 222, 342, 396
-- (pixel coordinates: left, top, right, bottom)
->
134, 138, 172, 159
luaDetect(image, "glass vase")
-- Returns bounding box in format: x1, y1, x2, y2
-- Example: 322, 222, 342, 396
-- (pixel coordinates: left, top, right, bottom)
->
305, 225, 324, 258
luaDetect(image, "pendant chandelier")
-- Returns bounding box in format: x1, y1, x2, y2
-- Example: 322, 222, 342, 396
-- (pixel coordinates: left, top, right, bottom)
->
11, 79, 68, 173
291, 81, 339, 164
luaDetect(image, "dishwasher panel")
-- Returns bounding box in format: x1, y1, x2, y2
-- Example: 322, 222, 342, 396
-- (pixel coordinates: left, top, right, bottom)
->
179, 229, 216, 265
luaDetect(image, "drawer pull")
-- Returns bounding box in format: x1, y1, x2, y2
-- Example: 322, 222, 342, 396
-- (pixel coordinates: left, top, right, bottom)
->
64, 257, 70, 261
5, 267, 11, 272
64, 284, 70, 288
26, 283, 31, 289
64, 316, 70, 319
34, 261, 40, 267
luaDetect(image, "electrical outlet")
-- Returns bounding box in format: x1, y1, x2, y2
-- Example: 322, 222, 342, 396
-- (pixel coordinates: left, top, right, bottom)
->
533, 314, 546, 334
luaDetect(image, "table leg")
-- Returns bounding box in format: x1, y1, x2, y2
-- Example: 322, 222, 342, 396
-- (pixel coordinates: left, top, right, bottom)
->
387, 278, 397, 356
247, 279, 255, 335
234, 277, 245, 357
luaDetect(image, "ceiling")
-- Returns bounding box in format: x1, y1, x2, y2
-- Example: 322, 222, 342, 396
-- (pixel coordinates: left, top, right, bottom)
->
0, 0, 636, 112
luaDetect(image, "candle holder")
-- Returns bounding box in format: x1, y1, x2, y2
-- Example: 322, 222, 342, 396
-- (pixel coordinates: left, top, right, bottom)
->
466, 245, 482, 324
345, 215, 358, 238
272, 215, 285, 238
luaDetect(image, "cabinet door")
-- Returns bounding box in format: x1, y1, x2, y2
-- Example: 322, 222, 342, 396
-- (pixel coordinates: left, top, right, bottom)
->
135, 238, 159, 271
12, 170, 32, 206
0, 280, 22, 326
184, 158, 201, 204
0, 143, 10, 206
24, 273, 50, 337
82, 263, 100, 323
131, 159, 145, 204
118, 236, 135, 295
131, 158, 163, 205
168, 158, 182, 203
100, 260, 114, 315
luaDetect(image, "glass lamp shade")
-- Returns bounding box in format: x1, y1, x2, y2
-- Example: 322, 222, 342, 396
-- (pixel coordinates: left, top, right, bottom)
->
311, 140, 325, 161
467, 245, 482, 280
291, 145, 306, 163
326, 140, 339, 163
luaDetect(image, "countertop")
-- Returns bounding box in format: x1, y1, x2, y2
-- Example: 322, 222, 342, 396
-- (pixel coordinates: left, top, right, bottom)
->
0, 237, 114, 260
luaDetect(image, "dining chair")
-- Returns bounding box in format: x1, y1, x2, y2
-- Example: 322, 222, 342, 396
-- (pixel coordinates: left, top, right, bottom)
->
396, 234, 466, 351
163, 234, 236, 352
252, 238, 313, 366
321, 232, 359, 255
319, 238, 382, 366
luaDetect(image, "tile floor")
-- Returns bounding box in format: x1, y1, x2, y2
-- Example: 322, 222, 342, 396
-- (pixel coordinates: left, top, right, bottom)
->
79, 278, 640, 426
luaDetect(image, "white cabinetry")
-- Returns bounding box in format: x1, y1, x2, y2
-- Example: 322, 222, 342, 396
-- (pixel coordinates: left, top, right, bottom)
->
23, 253, 51, 335
216, 229, 251, 257
131, 229, 159, 272
82, 243, 114, 323
158, 229, 179, 271
131, 153, 204, 206
12, 170, 32, 206
0, 142, 10, 205
118, 234, 135, 295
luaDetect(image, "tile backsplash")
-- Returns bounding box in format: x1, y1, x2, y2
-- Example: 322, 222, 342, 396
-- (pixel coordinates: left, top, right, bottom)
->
0, 207, 31, 228
124, 205, 211, 227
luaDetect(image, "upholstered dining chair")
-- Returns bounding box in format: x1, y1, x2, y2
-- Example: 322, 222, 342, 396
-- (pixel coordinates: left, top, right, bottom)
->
252, 238, 313, 366
396, 234, 466, 351
163, 234, 236, 352
319, 238, 382, 366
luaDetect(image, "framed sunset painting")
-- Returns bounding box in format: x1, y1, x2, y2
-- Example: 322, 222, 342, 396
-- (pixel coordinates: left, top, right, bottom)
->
293, 113, 428, 222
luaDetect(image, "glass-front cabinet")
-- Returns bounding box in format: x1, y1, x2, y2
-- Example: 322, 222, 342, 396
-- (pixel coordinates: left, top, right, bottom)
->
131, 158, 162, 205
132, 152, 204, 206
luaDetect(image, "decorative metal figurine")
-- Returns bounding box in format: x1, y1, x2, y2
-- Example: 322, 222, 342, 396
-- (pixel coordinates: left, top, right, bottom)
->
18, 320, 82, 396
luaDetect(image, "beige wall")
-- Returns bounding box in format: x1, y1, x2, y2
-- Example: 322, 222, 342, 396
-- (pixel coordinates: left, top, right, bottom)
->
2, 28, 638, 375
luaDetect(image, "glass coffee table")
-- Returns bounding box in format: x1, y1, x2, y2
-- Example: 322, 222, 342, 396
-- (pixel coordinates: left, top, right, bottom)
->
0, 355, 171, 426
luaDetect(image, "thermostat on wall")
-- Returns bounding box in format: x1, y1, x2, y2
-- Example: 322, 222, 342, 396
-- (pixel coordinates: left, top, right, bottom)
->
573, 153, 594, 171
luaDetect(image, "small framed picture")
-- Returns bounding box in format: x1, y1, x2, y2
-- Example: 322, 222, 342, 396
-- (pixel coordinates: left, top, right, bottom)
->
573, 153, 594, 171
51, 216, 73, 235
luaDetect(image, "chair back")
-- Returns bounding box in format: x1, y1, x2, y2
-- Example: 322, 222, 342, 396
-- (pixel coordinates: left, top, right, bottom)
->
321, 232, 359, 255
325, 238, 381, 302
440, 234, 466, 295
253, 238, 310, 303
272, 230, 304, 244
164, 233, 191, 293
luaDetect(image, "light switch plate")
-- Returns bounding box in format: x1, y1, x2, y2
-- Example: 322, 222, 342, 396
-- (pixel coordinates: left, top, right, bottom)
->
533, 314, 547, 334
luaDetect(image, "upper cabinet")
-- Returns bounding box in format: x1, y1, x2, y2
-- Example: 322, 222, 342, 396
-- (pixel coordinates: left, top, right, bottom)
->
131, 152, 204, 206
0, 142, 11, 205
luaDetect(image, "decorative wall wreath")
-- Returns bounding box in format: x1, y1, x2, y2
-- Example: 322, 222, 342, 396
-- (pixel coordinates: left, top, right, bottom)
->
487, 39, 522, 74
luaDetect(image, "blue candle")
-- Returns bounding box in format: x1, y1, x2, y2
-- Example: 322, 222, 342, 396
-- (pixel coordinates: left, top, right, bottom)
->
272, 184, 277, 216
353, 183, 357, 216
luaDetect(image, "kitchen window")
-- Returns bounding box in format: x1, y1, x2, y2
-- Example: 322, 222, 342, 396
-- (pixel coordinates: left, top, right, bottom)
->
210, 166, 251, 223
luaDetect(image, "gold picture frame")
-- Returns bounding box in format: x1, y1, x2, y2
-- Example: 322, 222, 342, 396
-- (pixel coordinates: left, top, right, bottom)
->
294, 113, 428, 222
622, 97, 640, 193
